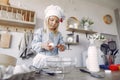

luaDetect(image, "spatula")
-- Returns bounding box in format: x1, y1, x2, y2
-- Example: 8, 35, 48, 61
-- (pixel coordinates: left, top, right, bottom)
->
100, 43, 109, 55
108, 41, 117, 55
80, 69, 104, 78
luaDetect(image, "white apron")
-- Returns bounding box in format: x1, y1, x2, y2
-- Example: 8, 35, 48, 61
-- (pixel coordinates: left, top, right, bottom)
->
32, 54, 60, 69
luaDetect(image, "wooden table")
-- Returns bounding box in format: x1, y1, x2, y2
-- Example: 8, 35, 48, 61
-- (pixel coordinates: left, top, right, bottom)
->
33, 67, 120, 80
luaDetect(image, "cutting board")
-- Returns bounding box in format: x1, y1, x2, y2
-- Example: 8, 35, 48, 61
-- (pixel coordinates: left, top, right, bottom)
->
0, 32, 12, 48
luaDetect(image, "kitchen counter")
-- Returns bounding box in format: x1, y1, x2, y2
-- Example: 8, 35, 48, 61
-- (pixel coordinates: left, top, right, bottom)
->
33, 67, 120, 80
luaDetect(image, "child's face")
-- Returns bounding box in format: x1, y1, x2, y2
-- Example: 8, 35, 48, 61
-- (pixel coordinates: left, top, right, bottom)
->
48, 16, 60, 31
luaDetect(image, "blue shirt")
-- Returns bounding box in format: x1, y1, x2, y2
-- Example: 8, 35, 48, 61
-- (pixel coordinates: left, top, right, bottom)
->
31, 28, 65, 56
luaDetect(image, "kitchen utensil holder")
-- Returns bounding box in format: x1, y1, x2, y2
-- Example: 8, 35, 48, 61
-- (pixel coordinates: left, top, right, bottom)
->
102, 55, 116, 65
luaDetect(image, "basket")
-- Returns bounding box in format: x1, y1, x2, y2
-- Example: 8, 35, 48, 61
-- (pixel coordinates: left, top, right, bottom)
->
67, 17, 80, 29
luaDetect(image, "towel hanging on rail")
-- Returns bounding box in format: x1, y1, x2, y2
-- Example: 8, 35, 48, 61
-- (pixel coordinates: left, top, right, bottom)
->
18, 32, 36, 59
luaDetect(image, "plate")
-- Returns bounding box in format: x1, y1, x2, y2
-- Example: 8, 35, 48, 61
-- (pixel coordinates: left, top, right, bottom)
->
103, 14, 112, 24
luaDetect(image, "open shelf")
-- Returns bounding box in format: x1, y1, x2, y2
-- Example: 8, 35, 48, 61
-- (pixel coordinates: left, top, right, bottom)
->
65, 42, 79, 50
0, 4, 36, 31
0, 18, 35, 28
65, 42, 79, 45
66, 28, 97, 34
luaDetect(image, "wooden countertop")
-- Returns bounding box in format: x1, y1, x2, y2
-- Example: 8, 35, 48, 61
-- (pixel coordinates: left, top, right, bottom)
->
33, 67, 120, 80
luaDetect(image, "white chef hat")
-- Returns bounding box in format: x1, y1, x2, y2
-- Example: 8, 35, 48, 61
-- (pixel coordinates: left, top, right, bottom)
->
44, 5, 65, 22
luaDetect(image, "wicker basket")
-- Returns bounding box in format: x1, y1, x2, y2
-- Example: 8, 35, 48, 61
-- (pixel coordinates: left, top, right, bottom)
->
67, 17, 80, 29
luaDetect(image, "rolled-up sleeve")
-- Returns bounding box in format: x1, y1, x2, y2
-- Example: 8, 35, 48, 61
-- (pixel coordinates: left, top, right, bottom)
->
31, 29, 44, 53
59, 33, 66, 49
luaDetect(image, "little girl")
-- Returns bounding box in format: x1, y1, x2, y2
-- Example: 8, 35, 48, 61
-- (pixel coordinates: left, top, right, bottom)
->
31, 5, 66, 69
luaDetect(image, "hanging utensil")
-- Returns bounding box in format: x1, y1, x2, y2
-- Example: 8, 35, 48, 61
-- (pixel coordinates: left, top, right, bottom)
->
100, 43, 109, 55
108, 49, 119, 64
113, 49, 119, 56
100, 43, 110, 65
108, 40, 118, 64
108, 41, 117, 55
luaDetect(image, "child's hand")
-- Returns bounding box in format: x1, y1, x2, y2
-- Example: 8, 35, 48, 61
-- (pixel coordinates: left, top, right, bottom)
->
57, 44, 65, 51
48, 43, 54, 50
41, 42, 54, 51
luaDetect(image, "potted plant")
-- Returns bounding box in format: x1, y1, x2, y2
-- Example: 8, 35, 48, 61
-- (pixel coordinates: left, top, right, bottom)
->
80, 16, 94, 30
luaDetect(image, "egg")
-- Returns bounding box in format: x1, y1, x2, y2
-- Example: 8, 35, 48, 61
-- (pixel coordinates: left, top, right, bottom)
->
49, 43, 54, 47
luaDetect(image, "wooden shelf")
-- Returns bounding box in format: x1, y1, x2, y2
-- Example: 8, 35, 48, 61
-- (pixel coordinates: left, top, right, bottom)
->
66, 28, 97, 34
66, 17, 97, 49
65, 42, 79, 45
0, 4, 36, 31
0, 18, 35, 28
65, 42, 79, 50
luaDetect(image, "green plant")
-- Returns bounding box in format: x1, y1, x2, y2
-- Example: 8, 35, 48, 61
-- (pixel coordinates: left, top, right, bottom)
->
81, 16, 94, 27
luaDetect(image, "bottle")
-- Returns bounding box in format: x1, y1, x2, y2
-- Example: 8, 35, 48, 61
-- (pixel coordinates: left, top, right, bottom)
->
86, 39, 100, 72
76, 35, 79, 43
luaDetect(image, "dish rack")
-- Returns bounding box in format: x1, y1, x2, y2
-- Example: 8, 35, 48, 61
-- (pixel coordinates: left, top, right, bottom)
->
0, 4, 36, 32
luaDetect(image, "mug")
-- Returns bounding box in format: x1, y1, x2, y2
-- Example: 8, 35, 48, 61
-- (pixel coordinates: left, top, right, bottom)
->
74, 23, 78, 29
69, 24, 73, 28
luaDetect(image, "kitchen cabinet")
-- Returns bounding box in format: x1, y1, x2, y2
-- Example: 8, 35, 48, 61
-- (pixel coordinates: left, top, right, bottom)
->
0, 4, 36, 32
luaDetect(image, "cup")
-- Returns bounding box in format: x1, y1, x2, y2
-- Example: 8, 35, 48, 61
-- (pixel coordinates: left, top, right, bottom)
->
69, 24, 73, 28
74, 23, 78, 29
